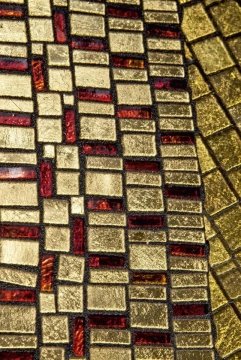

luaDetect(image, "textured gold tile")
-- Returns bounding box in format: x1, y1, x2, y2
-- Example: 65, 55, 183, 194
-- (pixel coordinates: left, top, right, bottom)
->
58, 285, 83, 313
172, 273, 207, 288
86, 171, 122, 196
56, 145, 79, 169
37, 118, 62, 143
120, 119, 153, 133
172, 288, 208, 302
207, 128, 241, 171
228, 167, 241, 196
0, 98, 33, 113
128, 230, 166, 243
196, 136, 216, 174
71, 14, 105, 37
130, 244, 166, 270
43, 199, 69, 225
169, 229, 205, 243
70, 0, 105, 14
167, 199, 202, 214
109, 32, 144, 53
135, 347, 174, 360
108, 18, 143, 31
1, 209, 39, 223
40, 293, 56, 314
49, 68, 72, 91
148, 38, 181, 51
122, 134, 156, 157
176, 350, 214, 360
63, 94, 74, 105
158, 104, 192, 118
219, 267, 241, 300
116, 83, 151, 105
170, 257, 208, 272
159, 118, 194, 132
42, 316, 69, 344
161, 144, 196, 158
0, 20, 27, 43
58, 254, 84, 283
0, 305, 36, 333
0, 334, 37, 349
163, 158, 198, 172
87, 285, 126, 311
150, 64, 184, 78
37, 93, 61, 116
204, 216, 216, 240
79, 101, 114, 116
165, 172, 200, 186
144, 0, 177, 11
145, 11, 179, 24
90, 269, 129, 284
126, 172, 161, 186
209, 235, 230, 267
47, 45, 69, 66
129, 285, 166, 300
0, 266, 37, 287
228, 37, 241, 66
80, 116, 116, 141
0, 240, 39, 267
175, 333, 212, 348
107, 0, 139, 3
86, 157, 123, 170
88, 227, 125, 253
0, 74, 31, 98
40, 347, 65, 360
31, 43, 43, 55
148, 51, 183, 65
210, 67, 241, 108
90, 347, 131, 360
127, 188, 164, 212
192, 36, 233, 75
28, 0, 51, 16
131, 302, 168, 329
45, 226, 70, 252
113, 68, 147, 82
29, 18, 54, 41
0, 182, 37, 206
91, 329, 130, 345
182, 3, 215, 42
174, 319, 211, 333
89, 212, 126, 227
188, 65, 210, 100
43, 145, 55, 158
210, 0, 241, 37
75, 66, 110, 88
168, 214, 203, 228
156, 90, 189, 103
0, 44, 26, 56
71, 196, 84, 215
73, 50, 109, 65
56, 171, 79, 195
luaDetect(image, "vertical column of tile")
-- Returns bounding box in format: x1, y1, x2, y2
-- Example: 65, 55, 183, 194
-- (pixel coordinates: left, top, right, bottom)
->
0, 1, 38, 357
144, 1, 215, 359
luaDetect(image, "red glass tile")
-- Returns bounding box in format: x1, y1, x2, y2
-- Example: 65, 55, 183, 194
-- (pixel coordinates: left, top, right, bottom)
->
154, 78, 187, 90
170, 244, 206, 257
0, 289, 36, 303
107, 5, 141, 19
112, 56, 144, 69
87, 198, 123, 211
0, 353, 34, 360
78, 89, 112, 102
88, 315, 127, 329
161, 133, 194, 145
71, 38, 106, 51
54, 11, 67, 43
31, 59, 45, 91
64, 109, 76, 144
128, 215, 164, 228
0, 58, 27, 71
134, 332, 171, 346
124, 160, 160, 172
82, 143, 118, 156
73, 218, 85, 255
164, 186, 200, 200
0, 167, 36, 180
0, 8, 24, 18
173, 303, 209, 317
146, 24, 180, 38
40, 255, 55, 292
131, 272, 167, 285
117, 107, 152, 119
40, 161, 53, 198
0, 225, 39, 239
0, 113, 31, 126
73, 318, 85, 357
89, 255, 125, 268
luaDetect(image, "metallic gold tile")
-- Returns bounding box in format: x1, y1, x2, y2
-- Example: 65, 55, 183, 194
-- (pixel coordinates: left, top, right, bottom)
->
170, 256, 208, 272
90, 347, 131, 360
87, 285, 126, 311
120, 119, 155, 133
210, 0, 241, 37
75, 65, 110, 88
168, 214, 203, 228
113, 68, 147, 82
228, 37, 241, 67
71, 196, 84, 215
86, 157, 123, 170
122, 134, 156, 157
228, 167, 241, 197
145, 11, 179, 24
29, 18, 54, 41
0, 334, 37, 349
73, 50, 109, 65
129, 285, 166, 300
108, 18, 143, 31
147, 38, 181, 51
196, 136, 216, 174
0, 266, 37, 287
188, 65, 210, 100
182, 3, 215, 42
128, 230, 166, 243
80, 116, 116, 141
0, 239, 39, 267
41, 347, 65, 360
144, 0, 177, 11
58, 254, 84, 283
63, 94, 74, 105
172, 273, 207, 288
109, 32, 144, 53
70, 0, 105, 14
130, 244, 166, 270
88, 227, 125, 253
89, 212, 126, 227
49, 68, 72, 92
127, 188, 164, 212
47, 44, 69, 66
42, 315, 69, 344
210, 67, 241, 108
116, 83, 151, 105
31, 43, 43, 55
165, 172, 201, 186
40, 293, 56, 313
86, 171, 122, 196
169, 229, 205, 244
91, 329, 130, 345
135, 347, 174, 360
58, 285, 83, 313
43, 199, 69, 225
43, 145, 55, 158
148, 51, 183, 65
175, 333, 212, 348
45, 226, 70, 252
150, 64, 184, 77
0, 44, 27, 58
204, 170, 236, 215
130, 302, 168, 329
177, 350, 214, 360
218, 267, 241, 300
204, 216, 216, 240
0, 126, 35, 149
172, 288, 208, 302
209, 235, 230, 267
1, 209, 39, 223
156, 90, 189, 103
0, 98, 34, 113
158, 104, 192, 118
159, 118, 194, 131
71, 13, 105, 37
37, 93, 62, 116
167, 199, 202, 214
28, 0, 51, 16
163, 159, 199, 172
126, 172, 161, 186
0, 20, 27, 43
56, 171, 79, 196
161, 144, 196, 158
0, 305, 36, 333
56, 145, 79, 169
90, 269, 129, 284
174, 319, 211, 333
37, 118, 62, 143
107, 0, 140, 3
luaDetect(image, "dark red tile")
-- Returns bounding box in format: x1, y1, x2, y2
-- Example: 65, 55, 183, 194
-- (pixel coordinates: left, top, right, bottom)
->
31, 59, 45, 91
89, 255, 125, 268
131, 272, 167, 285
173, 303, 209, 317
170, 244, 206, 257
0, 167, 36, 180
0, 289, 36, 303
73, 318, 85, 357
117, 107, 152, 119
128, 215, 164, 228
82, 143, 118, 156
134, 332, 171, 346
88, 315, 127, 329
40, 255, 55, 292
71, 38, 106, 51
87, 198, 123, 211
64, 109, 76, 144
0, 225, 39, 239
146, 24, 180, 38
0, 352, 34, 360
54, 11, 67, 43
78, 88, 112, 102
0, 57, 27, 71
154, 78, 187, 90
107, 5, 141, 18
161, 133, 195, 145
124, 160, 160, 172
40, 161, 53, 198
0, 113, 31, 126
73, 218, 85, 255
112, 56, 144, 69
164, 186, 200, 200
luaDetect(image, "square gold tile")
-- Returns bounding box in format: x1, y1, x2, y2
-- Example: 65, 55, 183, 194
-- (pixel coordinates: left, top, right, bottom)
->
28, 0, 51, 16
109, 32, 144, 53
37, 93, 62, 116
43, 144, 55, 158
56, 145, 79, 169
80, 116, 116, 141
127, 188, 164, 212
40, 293, 56, 313
56, 171, 80, 195
88, 285, 126, 311
45, 226, 70, 252
47, 44, 70, 66
43, 199, 69, 224
88, 227, 125, 253
37, 118, 62, 143
58, 285, 83, 313
228, 36, 241, 67
86, 171, 122, 196
130, 244, 166, 270
71, 13, 105, 37
40, 347, 65, 360
130, 302, 168, 328
29, 18, 54, 42
58, 254, 85, 283
48, 68, 72, 92
42, 316, 69, 344
210, 0, 241, 37
188, 65, 210, 100
122, 134, 156, 157
116, 84, 151, 105
71, 196, 84, 215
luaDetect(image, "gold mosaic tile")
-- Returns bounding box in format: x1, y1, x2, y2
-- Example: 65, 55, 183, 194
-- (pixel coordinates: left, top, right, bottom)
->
58, 285, 83, 312
87, 285, 126, 311
130, 244, 166, 270
80, 116, 116, 141
122, 134, 156, 157
0, 305, 36, 333
71, 14, 105, 37
86, 171, 122, 196
42, 316, 69, 343
109, 32, 144, 53
130, 302, 168, 329
127, 188, 164, 212
88, 227, 125, 253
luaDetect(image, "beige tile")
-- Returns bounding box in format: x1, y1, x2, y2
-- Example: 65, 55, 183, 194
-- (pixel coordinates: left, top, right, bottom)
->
75, 66, 110, 88
48, 68, 72, 91
87, 285, 126, 311
45, 226, 70, 252
37, 118, 62, 143
86, 171, 122, 196
29, 18, 54, 41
